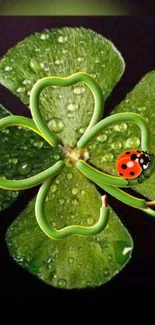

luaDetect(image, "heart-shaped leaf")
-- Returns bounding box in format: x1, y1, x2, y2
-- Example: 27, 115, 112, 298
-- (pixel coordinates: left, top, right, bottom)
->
6, 164, 133, 289
88, 71, 155, 200
0, 27, 125, 147
0, 104, 63, 210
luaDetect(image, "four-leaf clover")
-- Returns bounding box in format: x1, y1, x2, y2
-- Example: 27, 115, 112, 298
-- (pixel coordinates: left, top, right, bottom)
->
0, 27, 155, 289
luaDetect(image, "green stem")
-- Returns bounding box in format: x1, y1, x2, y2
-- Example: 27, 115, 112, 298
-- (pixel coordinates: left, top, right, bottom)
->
35, 177, 109, 239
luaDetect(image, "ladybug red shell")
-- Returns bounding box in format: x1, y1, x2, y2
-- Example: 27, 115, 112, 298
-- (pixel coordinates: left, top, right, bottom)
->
116, 149, 151, 179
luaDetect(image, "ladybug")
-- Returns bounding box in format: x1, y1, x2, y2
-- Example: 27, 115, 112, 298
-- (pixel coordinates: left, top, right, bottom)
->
116, 149, 151, 180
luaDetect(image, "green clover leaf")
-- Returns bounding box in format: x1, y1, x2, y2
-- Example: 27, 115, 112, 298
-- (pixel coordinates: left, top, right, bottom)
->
1, 27, 152, 289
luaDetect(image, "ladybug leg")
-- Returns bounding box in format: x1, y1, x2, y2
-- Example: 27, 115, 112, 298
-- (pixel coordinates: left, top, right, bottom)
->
137, 174, 143, 183
142, 169, 149, 179
125, 179, 130, 185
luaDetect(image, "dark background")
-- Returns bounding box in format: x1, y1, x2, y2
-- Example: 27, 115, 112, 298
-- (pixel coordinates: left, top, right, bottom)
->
0, 16, 155, 302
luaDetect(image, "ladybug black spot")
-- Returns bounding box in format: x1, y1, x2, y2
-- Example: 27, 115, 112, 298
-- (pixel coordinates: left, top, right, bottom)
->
119, 173, 123, 176
131, 154, 137, 160
121, 164, 127, 169
125, 151, 130, 154
130, 171, 135, 176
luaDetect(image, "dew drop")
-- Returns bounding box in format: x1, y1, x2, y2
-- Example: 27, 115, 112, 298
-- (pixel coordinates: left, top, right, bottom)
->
2, 128, 10, 134
111, 141, 122, 150
40, 62, 45, 69
55, 59, 63, 65
40, 33, 49, 40
23, 79, 31, 85
11, 158, 18, 164
71, 187, 78, 195
81, 190, 85, 195
68, 257, 74, 264
51, 184, 57, 193
102, 153, 114, 162
54, 154, 60, 160
66, 103, 79, 111
16, 87, 23, 93
59, 198, 65, 205
57, 278, 67, 287
114, 122, 128, 132
108, 254, 113, 260
87, 217, 94, 225
115, 240, 132, 265
95, 58, 100, 63
18, 162, 32, 175
97, 134, 107, 142
62, 49, 68, 54
73, 87, 85, 95
137, 106, 146, 112
72, 199, 78, 206
48, 118, 64, 133
56, 179, 60, 184
124, 137, 140, 149
33, 141, 43, 148
11, 191, 19, 198
77, 127, 86, 135
30, 59, 40, 73
122, 246, 132, 255
77, 57, 84, 62
67, 173, 73, 180
4, 66, 12, 72
57, 35, 68, 43
104, 268, 110, 278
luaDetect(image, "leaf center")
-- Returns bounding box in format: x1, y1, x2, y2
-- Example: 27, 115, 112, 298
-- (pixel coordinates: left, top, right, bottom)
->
63, 146, 89, 164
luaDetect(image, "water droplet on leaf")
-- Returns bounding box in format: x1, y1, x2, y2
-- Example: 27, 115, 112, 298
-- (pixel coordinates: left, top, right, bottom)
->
48, 118, 64, 133
4, 66, 12, 72
71, 187, 78, 195
104, 268, 110, 278
59, 198, 65, 205
124, 137, 140, 148
102, 153, 114, 162
67, 173, 73, 180
115, 240, 132, 265
54, 154, 60, 160
68, 257, 74, 264
57, 35, 68, 43
114, 122, 128, 132
111, 142, 122, 150
57, 278, 67, 287
87, 217, 94, 225
51, 184, 57, 193
73, 87, 85, 95
40, 33, 49, 40
97, 134, 107, 142
66, 103, 79, 111
72, 199, 78, 206
18, 163, 32, 175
